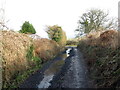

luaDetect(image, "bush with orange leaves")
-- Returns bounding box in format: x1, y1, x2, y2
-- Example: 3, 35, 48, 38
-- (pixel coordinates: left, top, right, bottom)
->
34, 38, 60, 62
99, 30, 118, 49
82, 30, 119, 49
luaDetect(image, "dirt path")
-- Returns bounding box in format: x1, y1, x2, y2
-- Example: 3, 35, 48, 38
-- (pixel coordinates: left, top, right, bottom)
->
50, 47, 93, 88
19, 47, 93, 88
61, 48, 90, 88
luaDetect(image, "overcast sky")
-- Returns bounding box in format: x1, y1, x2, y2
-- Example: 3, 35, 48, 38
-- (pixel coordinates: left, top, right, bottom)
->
0, 0, 119, 39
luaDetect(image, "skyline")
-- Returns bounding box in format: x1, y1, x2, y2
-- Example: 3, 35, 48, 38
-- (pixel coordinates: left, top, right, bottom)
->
0, 0, 119, 39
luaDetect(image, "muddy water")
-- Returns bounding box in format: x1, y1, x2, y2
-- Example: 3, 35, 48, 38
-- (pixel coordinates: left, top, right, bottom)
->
37, 48, 71, 88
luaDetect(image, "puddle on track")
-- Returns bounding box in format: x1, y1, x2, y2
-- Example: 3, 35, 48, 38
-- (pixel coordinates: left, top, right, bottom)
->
37, 48, 72, 88
66, 48, 71, 57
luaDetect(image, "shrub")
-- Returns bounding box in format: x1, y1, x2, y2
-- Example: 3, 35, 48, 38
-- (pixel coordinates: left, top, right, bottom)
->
2, 30, 62, 88
34, 38, 61, 62
19, 21, 36, 34
2, 30, 34, 88
2, 30, 42, 88
46, 25, 67, 47
77, 30, 120, 88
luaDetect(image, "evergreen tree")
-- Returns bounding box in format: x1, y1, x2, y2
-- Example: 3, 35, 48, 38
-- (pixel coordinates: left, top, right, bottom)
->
19, 21, 36, 34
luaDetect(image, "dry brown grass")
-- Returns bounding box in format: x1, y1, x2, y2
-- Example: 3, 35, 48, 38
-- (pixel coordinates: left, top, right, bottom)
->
34, 38, 60, 62
99, 30, 118, 49
2, 30, 34, 83
82, 30, 119, 49
118, 30, 120, 47
0, 30, 2, 89
1, 30, 62, 88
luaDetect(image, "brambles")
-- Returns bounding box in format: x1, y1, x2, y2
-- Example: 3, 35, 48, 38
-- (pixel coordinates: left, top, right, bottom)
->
2, 30, 61, 88
34, 38, 61, 62
2, 30, 34, 88
77, 30, 120, 88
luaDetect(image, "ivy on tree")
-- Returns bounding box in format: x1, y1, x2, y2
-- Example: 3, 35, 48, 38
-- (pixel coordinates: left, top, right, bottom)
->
46, 25, 62, 42
46, 25, 67, 46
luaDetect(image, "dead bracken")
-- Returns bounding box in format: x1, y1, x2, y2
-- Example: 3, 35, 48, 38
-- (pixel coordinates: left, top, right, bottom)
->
1, 30, 61, 88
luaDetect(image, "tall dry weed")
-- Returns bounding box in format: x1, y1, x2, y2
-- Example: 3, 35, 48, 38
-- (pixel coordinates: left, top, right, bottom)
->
1, 30, 62, 88
82, 30, 119, 49
34, 38, 60, 62
2, 30, 33, 83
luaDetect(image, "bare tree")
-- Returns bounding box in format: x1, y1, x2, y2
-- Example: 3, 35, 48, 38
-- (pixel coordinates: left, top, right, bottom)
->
0, 0, 9, 30
76, 9, 117, 36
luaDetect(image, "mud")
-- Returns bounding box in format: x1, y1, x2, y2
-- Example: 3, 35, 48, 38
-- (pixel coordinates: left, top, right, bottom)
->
19, 47, 93, 88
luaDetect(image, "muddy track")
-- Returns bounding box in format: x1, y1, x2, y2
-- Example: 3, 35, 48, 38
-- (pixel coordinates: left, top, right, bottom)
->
19, 47, 93, 88
49, 47, 93, 88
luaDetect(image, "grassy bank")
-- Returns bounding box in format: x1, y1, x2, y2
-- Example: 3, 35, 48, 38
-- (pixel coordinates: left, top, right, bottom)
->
78, 30, 120, 88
